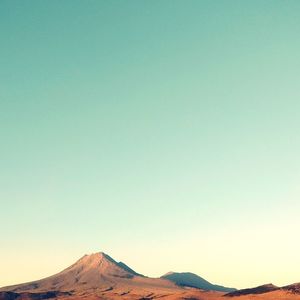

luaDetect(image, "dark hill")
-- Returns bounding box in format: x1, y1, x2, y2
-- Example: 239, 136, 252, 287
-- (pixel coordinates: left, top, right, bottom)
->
225, 284, 279, 297
161, 272, 236, 292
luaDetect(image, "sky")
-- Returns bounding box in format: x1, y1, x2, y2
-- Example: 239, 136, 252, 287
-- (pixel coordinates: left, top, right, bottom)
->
1, 0, 300, 289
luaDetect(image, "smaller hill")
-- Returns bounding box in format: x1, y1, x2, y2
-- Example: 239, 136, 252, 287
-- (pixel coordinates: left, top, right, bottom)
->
224, 284, 279, 297
161, 272, 236, 292
283, 283, 300, 294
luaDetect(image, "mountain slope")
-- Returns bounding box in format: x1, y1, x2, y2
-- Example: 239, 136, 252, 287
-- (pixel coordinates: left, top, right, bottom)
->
161, 272, 236, 292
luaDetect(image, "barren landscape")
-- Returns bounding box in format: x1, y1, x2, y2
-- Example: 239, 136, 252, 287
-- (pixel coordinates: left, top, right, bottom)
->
1, 252, 300, 300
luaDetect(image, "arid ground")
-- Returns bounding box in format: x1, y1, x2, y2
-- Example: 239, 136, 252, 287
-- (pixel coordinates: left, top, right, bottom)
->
1, 252, 300, 300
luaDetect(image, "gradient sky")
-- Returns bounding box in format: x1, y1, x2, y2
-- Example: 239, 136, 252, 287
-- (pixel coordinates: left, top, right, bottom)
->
1, 0, 300, 289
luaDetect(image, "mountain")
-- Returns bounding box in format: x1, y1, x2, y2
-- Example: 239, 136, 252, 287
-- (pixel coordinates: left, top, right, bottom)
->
161, 272, 236, 292
0, 252, 138, 292
0, 252, 190, 300
224, 283, 279, 296
0, 252, 179, 294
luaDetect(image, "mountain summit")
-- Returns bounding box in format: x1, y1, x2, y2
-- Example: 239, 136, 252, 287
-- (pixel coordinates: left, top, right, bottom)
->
70, 252, 144, 278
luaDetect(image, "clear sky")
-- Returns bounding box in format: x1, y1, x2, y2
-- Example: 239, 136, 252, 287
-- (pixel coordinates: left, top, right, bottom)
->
1, 0, 300, 289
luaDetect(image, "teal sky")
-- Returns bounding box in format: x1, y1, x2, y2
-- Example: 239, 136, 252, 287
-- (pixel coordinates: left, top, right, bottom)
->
1, 0, 300, 289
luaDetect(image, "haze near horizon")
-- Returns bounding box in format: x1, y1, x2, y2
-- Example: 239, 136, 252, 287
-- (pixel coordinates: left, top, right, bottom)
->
1, 0, 300, 290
